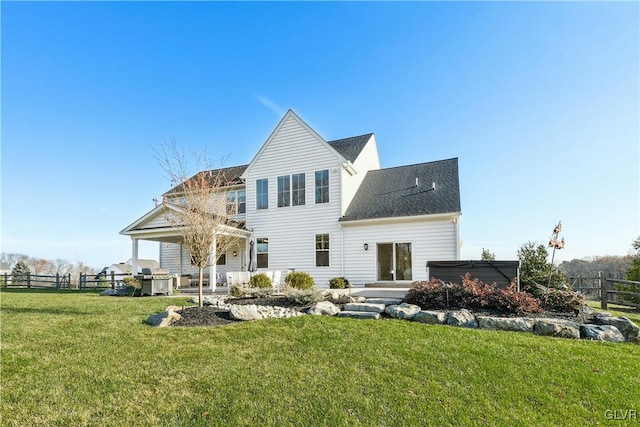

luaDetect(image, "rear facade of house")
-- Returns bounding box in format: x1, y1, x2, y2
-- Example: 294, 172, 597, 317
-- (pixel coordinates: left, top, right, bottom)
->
121, 110, 461, 287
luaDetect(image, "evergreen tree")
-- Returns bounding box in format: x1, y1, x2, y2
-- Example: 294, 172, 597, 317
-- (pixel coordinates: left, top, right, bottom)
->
11, 259, 31, 285
625, 237, 640, 282
518, 241, 568, 295
481, 248, 496, 261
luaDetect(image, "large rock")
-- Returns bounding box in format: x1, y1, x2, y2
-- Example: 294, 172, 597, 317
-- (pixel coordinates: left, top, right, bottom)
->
477, 316, 534, 333
414, 310, 447, 324
343, 302, 386, 313
580, 324, 625, 342
533, 319, 580, 339
229, 305, 263, 321
446, 309, 478, 328
99, 289, 118, 296
146, 310, 181, 327
589, 313, 639, 343
308, 301, 340, 316
324, 292, 365, 304
385, 303, 421, 320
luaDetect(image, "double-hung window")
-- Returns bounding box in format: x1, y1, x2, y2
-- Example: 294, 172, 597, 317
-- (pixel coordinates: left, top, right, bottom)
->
315, 170, 329, 204
256, 179, 268, 210
291, 173, 305, 206
277, 176, 290, 207
278, 173, 305, 207
315, 234, 330, 267
226, 190, 246, 215
257, 238, 269, 268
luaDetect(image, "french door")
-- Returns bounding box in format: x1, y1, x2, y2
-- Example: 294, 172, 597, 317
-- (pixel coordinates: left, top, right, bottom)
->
377, 242, 413, 282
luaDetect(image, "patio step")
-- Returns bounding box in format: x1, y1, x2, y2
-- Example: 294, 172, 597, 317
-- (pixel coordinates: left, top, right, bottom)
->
343, 302, 386, 313
364, 298, 403, 306
337, 311, 381, 320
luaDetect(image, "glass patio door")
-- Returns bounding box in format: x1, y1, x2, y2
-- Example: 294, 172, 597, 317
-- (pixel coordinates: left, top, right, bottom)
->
377, 242, 413, 282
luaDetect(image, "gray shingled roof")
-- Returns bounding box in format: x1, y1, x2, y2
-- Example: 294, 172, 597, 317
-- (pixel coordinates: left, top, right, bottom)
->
340, 158, 460, 222
328, 133, 373, 163
163, 164, 249, 196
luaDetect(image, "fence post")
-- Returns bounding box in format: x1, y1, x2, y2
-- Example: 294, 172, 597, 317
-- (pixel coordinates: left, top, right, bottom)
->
55, 273, 60, 289
27, 272, 31, 288
599, 271, 607, 310
111, 271, 115, 290
3, 273, 7, 288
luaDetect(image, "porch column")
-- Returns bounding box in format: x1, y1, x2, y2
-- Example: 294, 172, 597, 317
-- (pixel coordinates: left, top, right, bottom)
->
245, 238, 250, 271
209, 235, 217, 292
131, 238, 139, 276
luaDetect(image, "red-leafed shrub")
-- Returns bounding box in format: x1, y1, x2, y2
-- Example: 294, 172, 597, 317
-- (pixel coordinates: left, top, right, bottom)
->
403, 274, 543, 315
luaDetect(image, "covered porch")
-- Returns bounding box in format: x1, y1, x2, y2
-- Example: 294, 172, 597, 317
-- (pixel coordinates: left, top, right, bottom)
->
120, 204, 253, 292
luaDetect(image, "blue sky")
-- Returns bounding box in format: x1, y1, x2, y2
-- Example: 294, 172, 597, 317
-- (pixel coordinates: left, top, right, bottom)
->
2, 1, 638, 269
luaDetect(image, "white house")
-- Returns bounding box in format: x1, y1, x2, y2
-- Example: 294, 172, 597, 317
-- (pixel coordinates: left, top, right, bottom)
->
121, 110, 461, 288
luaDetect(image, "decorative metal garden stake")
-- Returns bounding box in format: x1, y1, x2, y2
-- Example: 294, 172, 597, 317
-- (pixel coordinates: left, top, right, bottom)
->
546, 221, 565, 294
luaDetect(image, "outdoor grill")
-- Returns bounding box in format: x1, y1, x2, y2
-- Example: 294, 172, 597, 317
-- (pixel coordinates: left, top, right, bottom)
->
137, 268, 173, 296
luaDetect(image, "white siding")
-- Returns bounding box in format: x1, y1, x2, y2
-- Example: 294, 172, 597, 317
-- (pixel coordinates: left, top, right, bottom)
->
340, 135, 381, 216
244, 113, 345, 286
342, 217, 459, 285
160, 242, 182, 274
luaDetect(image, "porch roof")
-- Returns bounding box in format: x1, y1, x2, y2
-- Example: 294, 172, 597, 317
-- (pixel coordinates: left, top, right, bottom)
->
120, 203, 251, 243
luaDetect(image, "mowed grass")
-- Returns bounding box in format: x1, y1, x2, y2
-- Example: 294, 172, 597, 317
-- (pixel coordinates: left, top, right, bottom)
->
1, 290, 638, 426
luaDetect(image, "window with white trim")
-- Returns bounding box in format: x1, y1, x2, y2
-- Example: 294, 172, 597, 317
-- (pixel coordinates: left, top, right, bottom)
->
277, 176, 290, 208
315, 234, 330, 267
257, 238, 269, 268
315, 170, 329, 204
256, 179, 268, 210
278, 173, 305, 207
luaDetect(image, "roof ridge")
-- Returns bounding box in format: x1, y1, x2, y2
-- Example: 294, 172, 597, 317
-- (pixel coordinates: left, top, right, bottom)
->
327, 133, 374, 144
374, 157, 458, 172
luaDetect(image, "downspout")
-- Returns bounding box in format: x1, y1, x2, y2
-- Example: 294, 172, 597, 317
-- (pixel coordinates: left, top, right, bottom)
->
454, 216, 461, 260
339, 224, 344, 277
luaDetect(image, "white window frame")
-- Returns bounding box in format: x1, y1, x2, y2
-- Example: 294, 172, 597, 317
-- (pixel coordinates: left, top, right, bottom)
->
315, 170, 329, 204
315, 233, 330, 267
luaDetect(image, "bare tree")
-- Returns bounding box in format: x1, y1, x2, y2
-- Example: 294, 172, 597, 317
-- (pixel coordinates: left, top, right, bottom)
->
155, 140, 240, 307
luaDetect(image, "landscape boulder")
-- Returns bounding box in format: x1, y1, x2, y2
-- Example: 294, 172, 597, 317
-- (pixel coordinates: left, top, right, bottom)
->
477, 316, 534, 333
229, 304, 263, 321
589, 313, 639, 343
99, 289, 118, 296
146, 310, 182, 328
533, 319, 580, 339
385, 303, 421, 320
579, 324, 625, 342
308, 301, 340, 316
446, 309, 478, 328
414, 310, 447, 325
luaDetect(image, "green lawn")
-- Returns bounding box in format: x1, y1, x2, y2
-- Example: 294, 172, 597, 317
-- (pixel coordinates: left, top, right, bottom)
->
1, 289, 638, 426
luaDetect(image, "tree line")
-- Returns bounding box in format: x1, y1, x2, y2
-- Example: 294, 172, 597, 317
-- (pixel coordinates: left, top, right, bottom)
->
1, 252, 98, 278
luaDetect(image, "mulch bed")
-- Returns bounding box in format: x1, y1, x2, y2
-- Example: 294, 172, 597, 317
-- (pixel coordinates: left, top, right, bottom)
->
170, 294, 602, 328
172, 296, 307, 328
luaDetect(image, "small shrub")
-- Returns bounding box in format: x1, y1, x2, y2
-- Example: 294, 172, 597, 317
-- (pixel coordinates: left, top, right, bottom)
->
284, 287, 324, 306
285, 271, 314, 290
230, 285, 273, 298
403, 274, 543, 315
329, 277, 351, 289
539, 289, 586, 312
250, 273, 272, 289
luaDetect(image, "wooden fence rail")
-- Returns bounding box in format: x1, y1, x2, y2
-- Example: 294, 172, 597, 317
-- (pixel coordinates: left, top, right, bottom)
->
569, 273, 640, 310
2, 272, 132, 290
